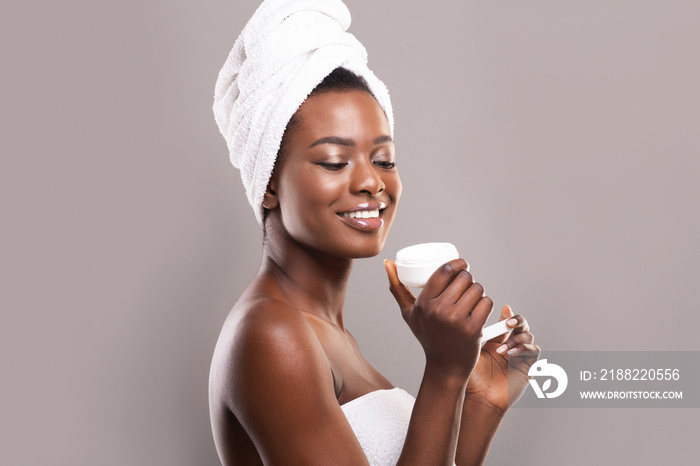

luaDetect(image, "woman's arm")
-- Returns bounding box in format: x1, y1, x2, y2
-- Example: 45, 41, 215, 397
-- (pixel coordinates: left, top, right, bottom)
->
455, 397, 505, 466
455, 306, 540, 465
385, 259, 495, 466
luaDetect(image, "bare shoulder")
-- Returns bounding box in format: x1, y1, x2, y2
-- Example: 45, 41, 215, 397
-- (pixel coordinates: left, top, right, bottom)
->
210, 296, 333, 414
209, 296, 367, 465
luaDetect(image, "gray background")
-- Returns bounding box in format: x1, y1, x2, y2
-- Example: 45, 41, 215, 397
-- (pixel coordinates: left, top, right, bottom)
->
2, 0, 698, 464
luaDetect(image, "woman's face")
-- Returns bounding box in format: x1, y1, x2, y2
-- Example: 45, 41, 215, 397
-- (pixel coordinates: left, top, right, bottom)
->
269, 89, 401, 259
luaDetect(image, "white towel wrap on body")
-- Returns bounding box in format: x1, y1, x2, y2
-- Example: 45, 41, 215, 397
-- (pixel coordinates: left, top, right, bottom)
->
341, 388, 415, 466
213, 0, 394, 225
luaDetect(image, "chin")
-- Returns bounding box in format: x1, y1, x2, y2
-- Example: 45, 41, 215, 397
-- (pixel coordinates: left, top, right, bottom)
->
353, 248, 383, 259
349, 238, 388, 259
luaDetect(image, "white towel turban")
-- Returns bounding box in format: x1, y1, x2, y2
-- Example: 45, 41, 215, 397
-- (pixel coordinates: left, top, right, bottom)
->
213, 0, 394, 226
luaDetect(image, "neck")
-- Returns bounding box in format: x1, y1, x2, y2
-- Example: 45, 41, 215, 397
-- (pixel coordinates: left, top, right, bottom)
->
257, 223, 353, 329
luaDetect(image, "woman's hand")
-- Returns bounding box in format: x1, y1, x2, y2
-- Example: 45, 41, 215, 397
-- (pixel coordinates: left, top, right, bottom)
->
467, 305, 540, 415
384, 258, 494, 379
454, 306, 539, 464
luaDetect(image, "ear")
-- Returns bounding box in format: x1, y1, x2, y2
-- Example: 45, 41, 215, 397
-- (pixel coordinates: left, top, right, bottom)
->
262, 173, 279, 210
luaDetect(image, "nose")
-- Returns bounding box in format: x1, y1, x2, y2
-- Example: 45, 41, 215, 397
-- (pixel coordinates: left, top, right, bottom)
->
352, 158, 385, 196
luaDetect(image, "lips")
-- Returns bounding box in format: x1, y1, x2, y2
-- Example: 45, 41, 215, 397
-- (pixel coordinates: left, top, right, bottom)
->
337, 202, 387, 231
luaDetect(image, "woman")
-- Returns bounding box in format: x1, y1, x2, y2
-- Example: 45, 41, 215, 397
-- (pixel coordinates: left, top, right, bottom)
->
210, 1, 539, 465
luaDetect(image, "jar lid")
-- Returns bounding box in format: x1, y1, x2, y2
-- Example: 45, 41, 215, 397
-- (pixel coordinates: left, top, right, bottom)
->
395, 242, 459, 267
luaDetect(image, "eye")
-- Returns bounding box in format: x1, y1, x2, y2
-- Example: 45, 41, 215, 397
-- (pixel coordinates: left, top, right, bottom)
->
373, 161, 396, 169
317, 162, 348, 171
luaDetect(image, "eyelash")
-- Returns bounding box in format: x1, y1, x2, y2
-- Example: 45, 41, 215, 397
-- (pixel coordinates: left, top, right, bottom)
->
318, 162, 348, 171
317, 161, 396, 170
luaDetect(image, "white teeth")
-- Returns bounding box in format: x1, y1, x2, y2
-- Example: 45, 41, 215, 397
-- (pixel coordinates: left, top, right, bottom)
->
342, 209, 380, 219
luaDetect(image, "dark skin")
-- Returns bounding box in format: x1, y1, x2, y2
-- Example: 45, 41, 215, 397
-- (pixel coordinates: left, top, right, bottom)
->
209, 89, 540, 465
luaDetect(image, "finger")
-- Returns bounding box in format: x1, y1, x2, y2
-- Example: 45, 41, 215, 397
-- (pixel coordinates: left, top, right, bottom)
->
499, 342, 540, 357
504, 314, 530, 334
490, 305, 515, 344
421, 258, 469, 299
495, 330, 535, 354
468, 295, 494, 330
499, 304, 515, 321
453, 279, 484, 314
384, 259, 416, 318
524, 344, 541, 364
437, 269, 474, 304
508, 331, 535, 347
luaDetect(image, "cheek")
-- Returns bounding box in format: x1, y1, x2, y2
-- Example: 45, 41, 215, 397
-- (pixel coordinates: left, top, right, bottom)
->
311, 174, 347, 203
278, 171, 346, 230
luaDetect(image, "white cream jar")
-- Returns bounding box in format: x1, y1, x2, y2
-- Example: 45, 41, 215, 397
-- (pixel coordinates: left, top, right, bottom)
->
395, 242, 460, 288
394, 242, 512, 342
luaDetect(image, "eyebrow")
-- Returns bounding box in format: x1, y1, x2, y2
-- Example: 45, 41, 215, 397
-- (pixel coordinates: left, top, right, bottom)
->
308, 135, 393, 148
373, 135, 393, 145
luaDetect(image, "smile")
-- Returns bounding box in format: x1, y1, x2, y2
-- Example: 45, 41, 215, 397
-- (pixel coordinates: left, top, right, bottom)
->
341, 209, 380, 219
337, 202, 387, 232
337, 201, 387, 218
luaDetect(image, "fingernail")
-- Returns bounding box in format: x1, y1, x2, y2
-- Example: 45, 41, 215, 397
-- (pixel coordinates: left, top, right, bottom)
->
507, 318, 518, 326
507, 348, 519, 355
496, 344, 508, 354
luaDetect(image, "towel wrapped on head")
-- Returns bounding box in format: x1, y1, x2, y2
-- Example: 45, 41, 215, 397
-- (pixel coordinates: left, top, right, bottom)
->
213, 0, 394, 225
